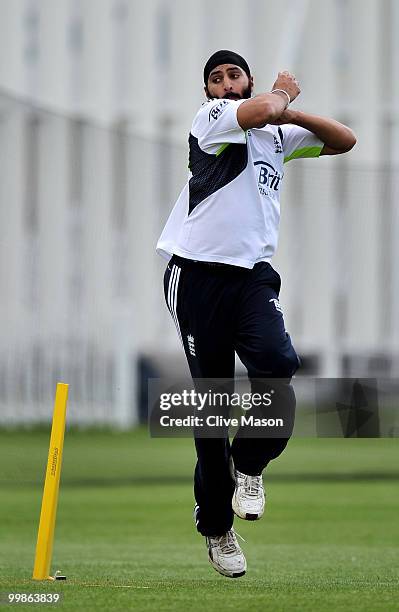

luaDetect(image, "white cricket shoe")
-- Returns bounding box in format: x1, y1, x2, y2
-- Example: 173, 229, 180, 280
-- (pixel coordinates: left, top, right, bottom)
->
232, 469, 265, 520
206, 529, 247, 578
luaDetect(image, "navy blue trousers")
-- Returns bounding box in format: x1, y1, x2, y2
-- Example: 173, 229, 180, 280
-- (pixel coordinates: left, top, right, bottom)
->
163, 255, 299, 536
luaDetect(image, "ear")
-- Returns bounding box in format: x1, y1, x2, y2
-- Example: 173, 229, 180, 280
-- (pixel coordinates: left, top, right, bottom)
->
204, 85, 211, 100
250, 75, 254, 91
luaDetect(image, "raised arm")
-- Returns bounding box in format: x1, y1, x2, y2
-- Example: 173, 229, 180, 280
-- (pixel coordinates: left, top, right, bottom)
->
272, 109, 357, 155
237, 71, 300, 130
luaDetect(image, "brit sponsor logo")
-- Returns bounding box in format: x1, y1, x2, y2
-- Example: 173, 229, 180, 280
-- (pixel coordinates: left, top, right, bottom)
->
254, 160, 283, 195
209, 99, 229, 121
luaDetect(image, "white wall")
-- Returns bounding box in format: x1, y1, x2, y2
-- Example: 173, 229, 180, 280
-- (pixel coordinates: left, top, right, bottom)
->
0, 0, 398, 425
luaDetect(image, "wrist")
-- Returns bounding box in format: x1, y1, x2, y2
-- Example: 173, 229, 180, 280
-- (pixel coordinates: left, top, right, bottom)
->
270, 89, 290, 109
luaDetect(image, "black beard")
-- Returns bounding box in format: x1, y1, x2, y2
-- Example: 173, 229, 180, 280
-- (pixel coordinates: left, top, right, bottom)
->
206, 85, 252, 101
223, 85, 252, 100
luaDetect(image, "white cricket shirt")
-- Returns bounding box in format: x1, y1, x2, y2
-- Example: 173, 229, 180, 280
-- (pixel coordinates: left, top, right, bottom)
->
156, 98, 323, 269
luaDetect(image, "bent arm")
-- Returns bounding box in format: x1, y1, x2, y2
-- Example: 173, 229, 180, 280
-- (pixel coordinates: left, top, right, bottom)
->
237, 70, 301, 131
237, 92, 289, 130
277, 110, 356, 155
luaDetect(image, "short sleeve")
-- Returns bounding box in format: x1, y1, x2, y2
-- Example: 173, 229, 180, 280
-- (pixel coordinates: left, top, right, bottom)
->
191, 99, 247, 154
280, 124, 323, 164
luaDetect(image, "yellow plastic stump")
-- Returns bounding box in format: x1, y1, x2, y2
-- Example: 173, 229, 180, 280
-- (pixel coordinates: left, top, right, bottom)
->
32, 383, 69, 581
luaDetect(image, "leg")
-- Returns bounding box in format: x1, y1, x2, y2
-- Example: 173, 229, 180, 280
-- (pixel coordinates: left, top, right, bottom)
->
232, 262, 299, 475
164, 258, 237, 535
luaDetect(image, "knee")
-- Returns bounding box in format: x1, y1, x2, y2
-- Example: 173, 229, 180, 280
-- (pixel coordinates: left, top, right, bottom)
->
272, 349, 299, 378
250, 347, 299, 378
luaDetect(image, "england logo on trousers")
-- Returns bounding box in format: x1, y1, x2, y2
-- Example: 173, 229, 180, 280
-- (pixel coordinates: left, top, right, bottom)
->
187, 334, 196, 356
269, 298, 283, 314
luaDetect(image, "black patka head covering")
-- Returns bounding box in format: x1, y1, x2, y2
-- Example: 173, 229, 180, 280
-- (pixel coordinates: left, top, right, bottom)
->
203, 50, 251, 85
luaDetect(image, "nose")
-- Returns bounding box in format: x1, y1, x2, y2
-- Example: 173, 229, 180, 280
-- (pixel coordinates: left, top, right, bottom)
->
223, 78, 233, 91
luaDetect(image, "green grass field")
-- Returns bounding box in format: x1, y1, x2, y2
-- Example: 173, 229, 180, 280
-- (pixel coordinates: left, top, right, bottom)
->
0, 428, 398, 611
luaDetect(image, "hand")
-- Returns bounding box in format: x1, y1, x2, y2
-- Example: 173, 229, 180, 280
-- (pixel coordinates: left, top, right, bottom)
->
271, 71, 300, 104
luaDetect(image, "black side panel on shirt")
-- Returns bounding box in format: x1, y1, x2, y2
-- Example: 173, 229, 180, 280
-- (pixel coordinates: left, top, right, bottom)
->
188, 134, 248, 215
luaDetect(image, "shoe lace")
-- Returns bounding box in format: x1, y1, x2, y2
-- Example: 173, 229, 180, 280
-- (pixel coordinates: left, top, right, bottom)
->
216, 530, 246, 555
244, 474, 262, 497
